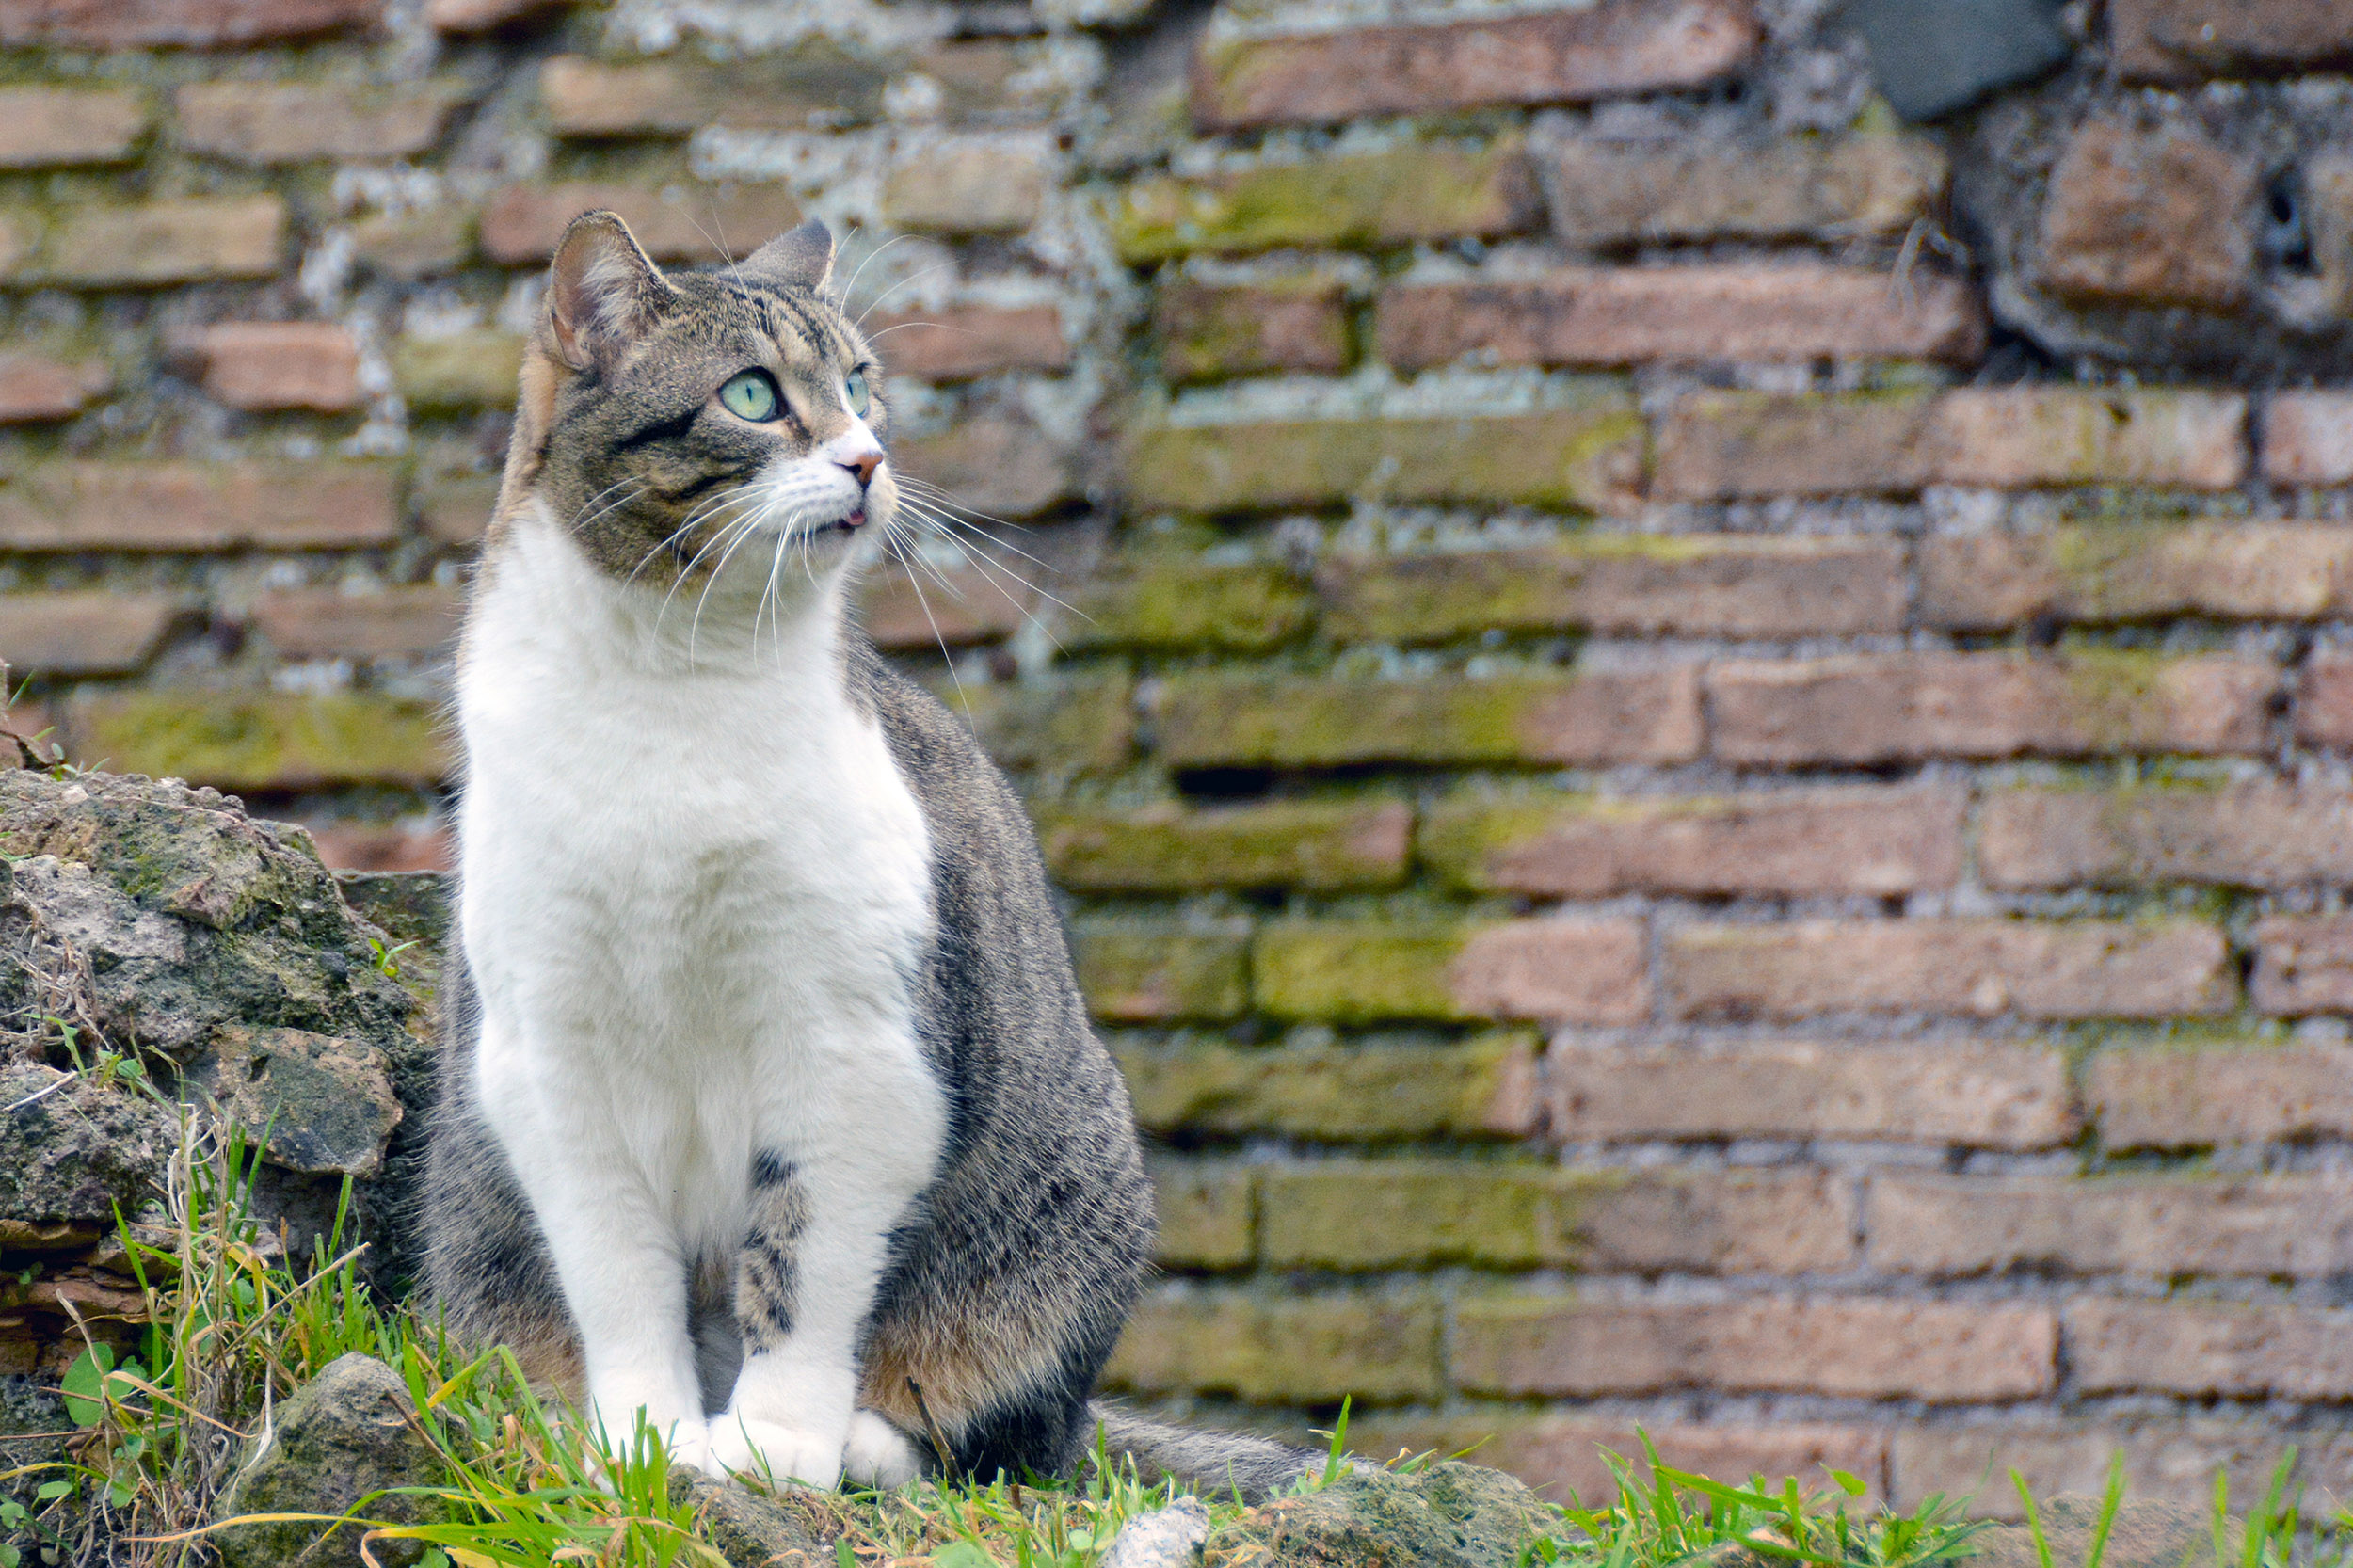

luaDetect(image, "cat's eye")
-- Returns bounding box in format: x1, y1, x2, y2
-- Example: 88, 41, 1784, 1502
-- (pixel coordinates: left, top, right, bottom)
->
845, 371, 870, 418
719, 370, 780, 423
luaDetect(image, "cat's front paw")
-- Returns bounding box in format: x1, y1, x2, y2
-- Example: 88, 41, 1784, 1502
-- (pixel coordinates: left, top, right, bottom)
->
702, 1412, 846, 1489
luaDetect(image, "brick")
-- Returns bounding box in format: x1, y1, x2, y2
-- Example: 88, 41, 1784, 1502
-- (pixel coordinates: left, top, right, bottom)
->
0, 353, 109, 424
882, 136, 1052, 234
904, 40, 1085, 126
1545, 134, 1944, 247
175, 81, 462, 165
1422, 783, 1961, 899
424, 0, 553, 31
2297, 651, 2353, 747
2087, 1042, 2353, 1148
1896, 1420, 2353, 1519
1070, 560, 1314, 651
416, 473, 500, 546
1705, 651, 2277, 766
175, 323, 361, 414
2251, 914, 2353, 1015
1378, 264, 1983, 369
1320, 537, 1902, 642
0, 591, 185, 677
303, 822, 451, 873
2262, 392, 2353, 486
860, 561, 1032, 649
1258, 1162, 1852, 1272
894, 416, 1071, 520
1980, 783, 2353, 889
391, 331, 523, 412
866, 304, 1068, 382
248, 587, 460, 662
1104, 1287, 1444, 1402
351, 208, 473, 281
1113, 143, 1541, 261
64, 692, 447, 790
28, 196, 286, 287
1155, 670, 1701, 769
1039, 801, 1410, 892
1355, 1416, 1888, 1508
0, 462, 399, 552
1114, 1032, 1540, 1141
1877, 1170, 2353, 1277
2037, 120, 2255, 310
2112, 0, 2353, 80
1252, 919, 1649, 1025
2068, 1299, 2353, 1399
1656, 389, 1940, 500
1154, 280, 1349, 383
1125, 405, 1644, 515
0, 88, 145, 167
1664, 919, 2234, 1021
1190, 0, 1757, 130
1550, 1037, 2074, 1149
0, 0, 380, 46
1069, 921, 1248, 1023
537, 54, 887, 136
1922, 523, 2353, 630
1454, 1294, 2057, 1401
939, 676, 1132, 775
1146, 1158, 1255, 1270
479, 184, 800, 265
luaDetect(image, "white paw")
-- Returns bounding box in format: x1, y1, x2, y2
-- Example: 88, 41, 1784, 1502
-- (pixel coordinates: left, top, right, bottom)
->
842, 1410, 925, 1488
703, 1412, 846, 1489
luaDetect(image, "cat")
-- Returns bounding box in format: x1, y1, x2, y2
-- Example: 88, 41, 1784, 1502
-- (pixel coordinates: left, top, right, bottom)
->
419, 209, 1310, 1497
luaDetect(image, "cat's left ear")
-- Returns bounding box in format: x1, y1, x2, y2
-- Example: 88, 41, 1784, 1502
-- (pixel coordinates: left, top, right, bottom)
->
546, 210, 674, 371
744, 218, 834, 294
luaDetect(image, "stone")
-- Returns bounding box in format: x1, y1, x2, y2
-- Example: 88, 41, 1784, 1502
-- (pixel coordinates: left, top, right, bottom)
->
184, 1026, 404, 1178
664, 1466, 831, 1568
2037, 121, 2256, 311
1201, 1460, 1546, 1568
0, 88, 146, 168
1103, 1496, 1209, 1568
0, 1064, 176, 1227
2112, 0, 2353, 80
1839, 0, 2073, 121
214, 1353, 444, 1568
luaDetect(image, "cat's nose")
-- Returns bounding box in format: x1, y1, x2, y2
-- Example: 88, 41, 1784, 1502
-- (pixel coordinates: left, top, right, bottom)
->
838, 449, 882, 488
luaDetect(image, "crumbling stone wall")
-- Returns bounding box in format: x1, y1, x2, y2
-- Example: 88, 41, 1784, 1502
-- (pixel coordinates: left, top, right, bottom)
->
6, 0, 2353, 1519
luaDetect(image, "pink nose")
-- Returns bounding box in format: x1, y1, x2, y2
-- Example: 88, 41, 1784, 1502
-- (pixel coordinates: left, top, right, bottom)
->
840, 451, 881, 487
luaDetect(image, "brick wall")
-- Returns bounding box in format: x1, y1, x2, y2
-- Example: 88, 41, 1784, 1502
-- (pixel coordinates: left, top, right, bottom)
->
8, 0, 2353, 1520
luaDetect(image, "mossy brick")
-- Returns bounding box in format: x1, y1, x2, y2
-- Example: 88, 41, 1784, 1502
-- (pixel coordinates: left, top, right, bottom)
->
1112, 142, 1540, 261
0, 462, 400, 552
1153, 671, 1701, 769
1154, 278, 1351, 382
64, 693, 449, 791
1146, 1156, 1256, 1270
1256, 1162, 1855, 1272
1545, 133, 1945, 247
1036, 801, 1410, 891
1112, 1032, 1540, 1140
416, 473, 501, 545
936, 677, 1133, 775
1317, 537, 1904, 643
8, 196, 286, 286
537, 52, 888, 136
1070, 922, 1249, 1023
1068, 560, 1315, 651
1252, 920, 1648, 1025
1102, 1287, 1444, 1402
392, 332, 523, 411
1124, 406, 1644, 515
1920, 522, 2353, 630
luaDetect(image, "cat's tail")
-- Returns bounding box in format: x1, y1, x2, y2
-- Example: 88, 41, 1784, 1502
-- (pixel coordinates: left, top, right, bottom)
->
1085, 1400, 1321, 1503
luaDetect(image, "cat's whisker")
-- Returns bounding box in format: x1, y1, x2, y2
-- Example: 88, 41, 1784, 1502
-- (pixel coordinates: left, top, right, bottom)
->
853, 263, 953, 328
892, 500, 1086, 634
838, 233, 920, 317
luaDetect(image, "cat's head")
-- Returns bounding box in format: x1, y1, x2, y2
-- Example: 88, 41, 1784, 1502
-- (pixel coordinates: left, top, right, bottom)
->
501, 210, 892, 592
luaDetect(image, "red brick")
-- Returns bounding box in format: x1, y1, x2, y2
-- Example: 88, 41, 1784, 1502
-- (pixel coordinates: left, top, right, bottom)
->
536, 55, 887, 136
1549, 1037, 2074, 1149
424, 0, 554, 30
1982, 784, 2353, 890
351, 208, 473, 281
1375, 264, 1983, 369
1705, 651, 2277, 766
2261, 392, 2353, 486
1449, 921, 1652, 1025
893, 416, 1073, 520
29, 196, 287, 287
1251, 920, 1651, 1026
172, 323, 362, 414
1871, 1171, 2353, 1277
1904, 1422, 2353, 1520
1453, 1293, 2057, 1401
882, 137, 1053, 235
1422, 783, 1961, 899
1664, 918, 2234, 1022
2112, 0, 2353, 80
416, 474, 500, 546
0, 591, 185, 676
1319, 538, 1905, 642
1153, 280, 1350, 383
248, 587, 460, 662
1189, 0, 1758, 130
1355, 1416, 1889, 1509
859, 561, 1032, 649
1105, 1288, 1444, 1402
304, 822, 452, 873
2251, 914, 2353, 1015
0, 0, 380, 46
479, 183, 800, 265
175, 81, 462, 165
0, 88, 145, 168
2087, 1042, 2353, 1148
1544, 134, 1944, 247
1040, 801, 1411, 892
1656, 389, 1941, 500
2036, 120, 2255, 310
0, 353, 108, 424
0, 462, 400, 552
1921, 523, 2353, 630
866, 305, 1068, 382
2068, 1298, 2353, 1399
2295, 650, 2353, 747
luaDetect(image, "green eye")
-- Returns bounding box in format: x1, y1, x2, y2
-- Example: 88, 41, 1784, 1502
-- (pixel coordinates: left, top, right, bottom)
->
719, 370, 778, 422
845, 371, 869, 418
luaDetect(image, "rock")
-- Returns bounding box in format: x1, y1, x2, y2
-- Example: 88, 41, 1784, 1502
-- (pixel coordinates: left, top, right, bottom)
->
1967, 1496, 2220, 1568
1105, 1495, 1210, 1568
0, 1062, 175, 1226
1840, 0, 2073, 121
1202, 1461, 1547, 1568
186, 1024, 403, 1177
214, 1352, 447, 1568
665, 1464, 835, 1567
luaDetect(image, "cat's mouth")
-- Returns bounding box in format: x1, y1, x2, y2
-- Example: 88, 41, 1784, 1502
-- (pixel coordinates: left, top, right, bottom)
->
809, 509, 864, 536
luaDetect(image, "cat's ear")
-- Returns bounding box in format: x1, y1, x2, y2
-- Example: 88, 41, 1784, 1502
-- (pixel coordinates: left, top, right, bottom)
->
744, 218, 834, 293
546, 210, 673, 371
